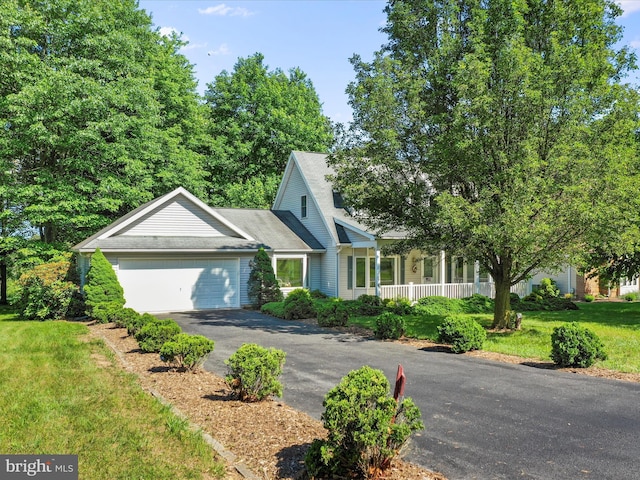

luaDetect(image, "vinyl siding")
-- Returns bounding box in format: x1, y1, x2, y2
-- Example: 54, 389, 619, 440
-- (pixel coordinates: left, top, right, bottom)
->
117, 196, 240, 237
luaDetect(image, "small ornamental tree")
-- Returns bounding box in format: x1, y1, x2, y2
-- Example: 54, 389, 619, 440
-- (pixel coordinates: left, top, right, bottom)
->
83, 248, 125, 316
247, 248, 283, 308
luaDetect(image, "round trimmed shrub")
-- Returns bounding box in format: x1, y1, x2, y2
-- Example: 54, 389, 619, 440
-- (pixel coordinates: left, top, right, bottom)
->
135, 318, 182, 353
551, 322, 607, 368
283, 288, 315, 320
225, 343, 286, 401
113, 308, 141, 329
374, 311, 405, 340
437, 315, 486, 353
357, 294, 383, 316
160, 333, 215, 371
304, 366, 423, 479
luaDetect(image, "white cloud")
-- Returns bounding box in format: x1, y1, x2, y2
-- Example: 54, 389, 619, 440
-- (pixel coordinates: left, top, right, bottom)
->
182, 42, 208, 51
159, 26, 184, 39
207, 43, 231, 56
617, 0, 640, 16
631, 40, 640, 49
198, 4, 255, 17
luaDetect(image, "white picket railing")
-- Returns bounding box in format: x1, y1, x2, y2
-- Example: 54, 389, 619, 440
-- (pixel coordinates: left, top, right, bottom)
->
379, 281, 530, 302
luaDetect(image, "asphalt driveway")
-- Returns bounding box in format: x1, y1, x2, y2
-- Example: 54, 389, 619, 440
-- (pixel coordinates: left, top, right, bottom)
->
165, 309, 640, 480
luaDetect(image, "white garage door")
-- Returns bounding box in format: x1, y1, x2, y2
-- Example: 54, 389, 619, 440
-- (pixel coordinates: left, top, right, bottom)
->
118, 258, 240, 313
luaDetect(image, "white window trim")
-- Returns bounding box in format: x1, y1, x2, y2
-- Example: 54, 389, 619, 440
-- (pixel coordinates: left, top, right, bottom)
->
273, 254, 308, 290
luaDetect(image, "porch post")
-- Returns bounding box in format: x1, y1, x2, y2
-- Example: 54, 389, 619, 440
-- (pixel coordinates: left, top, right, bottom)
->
440, 250, 446, 297
474, 260, 480, 295
375, 247, 381, 297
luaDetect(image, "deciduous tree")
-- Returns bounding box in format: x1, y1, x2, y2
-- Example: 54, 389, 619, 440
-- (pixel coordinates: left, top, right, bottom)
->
330, 0, 640, 327
204, 53, 333, 208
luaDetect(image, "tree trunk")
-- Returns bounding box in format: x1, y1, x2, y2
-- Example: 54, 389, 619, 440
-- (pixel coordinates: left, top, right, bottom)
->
0, 260, 6, 305
492, 276, 512, 329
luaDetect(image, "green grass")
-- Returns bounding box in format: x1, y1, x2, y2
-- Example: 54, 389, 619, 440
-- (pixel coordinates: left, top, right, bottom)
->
0, 312, 226, 479
349, 302, 640, 373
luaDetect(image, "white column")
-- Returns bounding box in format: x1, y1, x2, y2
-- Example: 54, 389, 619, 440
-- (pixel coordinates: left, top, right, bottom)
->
440, 250, 446, 297
375, 247, 381, 297
474, 260, 480, 295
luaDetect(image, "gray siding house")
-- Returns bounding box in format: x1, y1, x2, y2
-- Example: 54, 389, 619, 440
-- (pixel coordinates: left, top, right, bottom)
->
75, 151, 540, 313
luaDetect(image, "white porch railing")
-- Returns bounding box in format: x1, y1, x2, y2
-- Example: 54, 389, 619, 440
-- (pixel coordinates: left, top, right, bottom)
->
379, 281, 531, 302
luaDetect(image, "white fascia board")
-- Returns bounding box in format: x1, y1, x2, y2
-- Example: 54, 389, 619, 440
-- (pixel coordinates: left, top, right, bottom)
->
334, 218, 376, 241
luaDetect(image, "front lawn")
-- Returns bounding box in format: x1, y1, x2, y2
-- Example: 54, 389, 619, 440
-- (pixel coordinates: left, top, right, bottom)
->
349, 301, 640, 373
0, 314, 226, 479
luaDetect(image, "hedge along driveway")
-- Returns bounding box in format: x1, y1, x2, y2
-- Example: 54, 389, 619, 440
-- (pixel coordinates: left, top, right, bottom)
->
165, 309, 640, 480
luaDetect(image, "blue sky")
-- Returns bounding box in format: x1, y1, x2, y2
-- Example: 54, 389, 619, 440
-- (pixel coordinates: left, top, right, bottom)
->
139, 0, 640, 124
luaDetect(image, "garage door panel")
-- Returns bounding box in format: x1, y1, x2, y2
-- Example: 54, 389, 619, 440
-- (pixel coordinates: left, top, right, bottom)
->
118, 258, 239, 312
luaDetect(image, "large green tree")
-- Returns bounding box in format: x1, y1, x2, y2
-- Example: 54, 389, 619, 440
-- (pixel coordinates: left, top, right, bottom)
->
0, 0, 208, 245
204, 53, 334, 208
329, 0, 640, 327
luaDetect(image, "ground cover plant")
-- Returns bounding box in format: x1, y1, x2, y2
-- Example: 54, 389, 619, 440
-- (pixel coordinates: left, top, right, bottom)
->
0, 315, 225, 479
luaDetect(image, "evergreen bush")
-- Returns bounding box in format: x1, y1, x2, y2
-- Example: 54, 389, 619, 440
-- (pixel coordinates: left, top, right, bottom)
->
583, 294, 595, 302
127, 312, 156, 337
316, 301, 349, 327
304, 366, 423, 479
551, 322, 607, 368
225, 343, 286, 402
83, 248, 125, 316
91, 301, 127, 324
135, 318, 182, 353
247, 248, 283, 308
437, 315, 486, 353
283, 288, 315, 320
160, 334, 215, 371
113, 308, 141, 329
374, 311, 405, 339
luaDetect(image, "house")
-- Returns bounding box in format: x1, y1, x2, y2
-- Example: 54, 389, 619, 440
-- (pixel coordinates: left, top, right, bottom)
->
78, 151, 635, 313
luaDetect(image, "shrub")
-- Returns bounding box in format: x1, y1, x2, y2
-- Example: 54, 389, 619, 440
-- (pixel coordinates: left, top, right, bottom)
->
247, 248, 283, 308
357, 294, 384, 316
113, 308, 141, 329
90, 301, 126, 324
461, 294, 494, 313
127, 312, 156, 337
304, 366, 423, 479
316, 301, 349, 327
583, 293, 595, 302
225, 343, 286, 402
135, 318, 182, 353
437, 315, 486, 353
260, 301, 286, 319
374, 311, 405, 340
310, 289, 329, 299
383, 297, 414, 315
160, 334, 215, 371
283, 288, 315, 320
18, 260, 79, 320
415, 296, 465, 316
623, 292, 639, 302
551, 322, 607, 368
83, 248, 125, 316
535, 278, 560, 299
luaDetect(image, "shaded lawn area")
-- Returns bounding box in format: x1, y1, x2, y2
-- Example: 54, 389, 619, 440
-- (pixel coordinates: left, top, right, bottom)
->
349, 301, 640, 374
0, 309, 226, 480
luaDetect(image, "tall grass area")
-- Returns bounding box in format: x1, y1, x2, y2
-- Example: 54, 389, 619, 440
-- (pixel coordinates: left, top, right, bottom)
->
0, 312, 225, 479
350, 301, 640, 373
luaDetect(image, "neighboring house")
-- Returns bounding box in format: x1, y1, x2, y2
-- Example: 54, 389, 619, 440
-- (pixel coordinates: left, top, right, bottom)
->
531, 268, 639, 299
74, 151, 637, 312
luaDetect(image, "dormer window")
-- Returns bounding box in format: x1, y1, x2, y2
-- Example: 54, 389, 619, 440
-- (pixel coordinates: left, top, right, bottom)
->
301, 195, 307, 218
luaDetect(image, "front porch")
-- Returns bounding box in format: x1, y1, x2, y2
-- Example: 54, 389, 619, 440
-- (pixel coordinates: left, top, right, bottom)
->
342, 246, 531, 302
